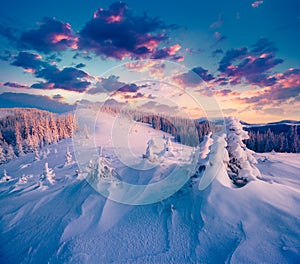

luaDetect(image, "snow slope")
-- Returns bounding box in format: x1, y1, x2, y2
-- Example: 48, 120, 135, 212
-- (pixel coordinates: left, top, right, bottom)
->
0, 112, 300, 263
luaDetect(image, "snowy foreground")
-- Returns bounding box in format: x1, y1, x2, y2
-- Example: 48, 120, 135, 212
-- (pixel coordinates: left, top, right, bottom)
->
1, 114, 300, 263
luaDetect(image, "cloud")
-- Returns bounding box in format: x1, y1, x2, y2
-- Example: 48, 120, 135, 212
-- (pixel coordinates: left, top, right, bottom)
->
21, 17, 77, 53
32, 67, 91, 92
192, 67, 214, 82
73, 51, 93, 61
214, 89, 239, 96
3, 82, 28, 89
212, 31, 226, 46
235, 76, 300, 106
78, 2, 179, 60
125, 60, 166, 78
212, 49, 223, 57
218, 47, 248, 72
138, 101, 179, 114
0, 50, 13, 61
46, 54, 62, 63
263, 107, 284, 116
110, 83, 150, 100
197, 87, 239, 97
52, 94, 64, 100
87, 75, 126, 94
210, 14, 223, 29
251, 1, 264, 8
114, 83, 139, 93
217, 39, 284, 87
0, 23, 19, 43
222, 108, 237, 115
11, 51, 92, 92
172, 66, 214, 88
122, 92, 146, 100
75, 63, 86, 69
151, 44, 184, 61
11, 51, 46, 72
251, 38, 277, 54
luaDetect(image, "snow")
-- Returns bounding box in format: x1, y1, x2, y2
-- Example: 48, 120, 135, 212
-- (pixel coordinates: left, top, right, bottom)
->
226, 116, 261, 184
0, 111, 300, 263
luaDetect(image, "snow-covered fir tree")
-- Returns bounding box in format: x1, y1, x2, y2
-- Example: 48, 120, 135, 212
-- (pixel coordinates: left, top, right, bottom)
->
0, 169, 12, 182
6, 145, 16, 162
64, 147, 73, 166
143, 138, 157, 161
42, 150, 48, 159
165, 137, 172, 152
40, 162, 55, 184
34, 149, 40, 161
226, 117, 261, 186
0, 145, 6, 164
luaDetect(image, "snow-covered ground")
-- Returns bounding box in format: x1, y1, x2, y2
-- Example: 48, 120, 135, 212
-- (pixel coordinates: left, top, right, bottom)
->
0, 112, 300, 263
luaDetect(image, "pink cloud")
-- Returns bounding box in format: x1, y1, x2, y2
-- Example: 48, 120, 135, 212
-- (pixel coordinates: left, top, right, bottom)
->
251, 1, 264, 8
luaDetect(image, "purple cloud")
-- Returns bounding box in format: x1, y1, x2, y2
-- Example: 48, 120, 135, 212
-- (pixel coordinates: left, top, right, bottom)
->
11, 51, 46, 72
236, 86, 300, 106
151, 44, 184, 61
21, 17, 77, 53
87, 75, 126, 94
218, 47, 248, 72
234, 68, 300, 106
32, 67, 91, 92
3, 82, 28, 89
217, 39, 283, 87
11, 51, 91, 92
78, 2, 179, 60
115, 83, 139, 93
172, 66, 214, 88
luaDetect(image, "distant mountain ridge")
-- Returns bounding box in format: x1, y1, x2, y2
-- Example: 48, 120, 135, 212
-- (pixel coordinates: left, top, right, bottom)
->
0, 92, 75, 113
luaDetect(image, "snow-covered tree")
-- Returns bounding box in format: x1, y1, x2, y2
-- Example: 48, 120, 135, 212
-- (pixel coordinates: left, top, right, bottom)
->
0, 169, 12, 182
226, 117, 261, 186
34, 149, 40, 161
98, 157, 113, 182
198, 133, 230, 190
145, 144, 154, 159
165, 137, 173, 152
87, 157, 119, 184
143, 138, 158, 161
40, 162, 55, 184
14, 124, 24, 157
64, 147, 73, 166
6, 145, 16, 161
42, 150, 48, 159
83, 124, 90, 139
0, 145, 6, 164
98, 146, 103, 156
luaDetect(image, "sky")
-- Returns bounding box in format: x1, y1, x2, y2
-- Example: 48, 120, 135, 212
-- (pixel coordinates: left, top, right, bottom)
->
0, 0, 299, 123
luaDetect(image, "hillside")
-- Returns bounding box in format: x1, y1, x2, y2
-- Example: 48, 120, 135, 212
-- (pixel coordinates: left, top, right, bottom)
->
0, 111, 299, 263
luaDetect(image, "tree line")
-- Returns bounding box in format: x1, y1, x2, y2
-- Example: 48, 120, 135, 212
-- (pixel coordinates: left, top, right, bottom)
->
0, 108, 77, 164
99, 102, 213, 147
245, 125, 300, 153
